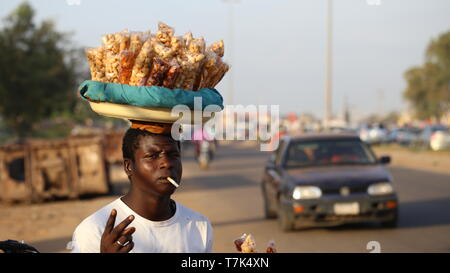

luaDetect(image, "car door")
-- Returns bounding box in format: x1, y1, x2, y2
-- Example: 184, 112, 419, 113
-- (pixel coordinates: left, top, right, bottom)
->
266, 139, 287, 207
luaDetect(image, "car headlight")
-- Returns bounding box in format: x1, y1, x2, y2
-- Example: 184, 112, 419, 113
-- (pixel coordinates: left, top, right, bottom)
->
368, 182, 394, 196
293, 186, 322, 200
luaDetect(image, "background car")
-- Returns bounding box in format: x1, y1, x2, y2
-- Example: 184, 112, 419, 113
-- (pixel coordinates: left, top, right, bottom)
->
430, 129, 450, 151
387, 127, 421, 146
419, 125, 449, 149
261, 133, 398, 231
359, 123, 389, 145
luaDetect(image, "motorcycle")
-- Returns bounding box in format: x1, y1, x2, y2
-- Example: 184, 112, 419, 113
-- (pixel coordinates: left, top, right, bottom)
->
196, 140, 215, 169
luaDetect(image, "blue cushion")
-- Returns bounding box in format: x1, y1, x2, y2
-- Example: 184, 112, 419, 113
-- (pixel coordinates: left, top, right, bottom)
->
78, 80, 224, 110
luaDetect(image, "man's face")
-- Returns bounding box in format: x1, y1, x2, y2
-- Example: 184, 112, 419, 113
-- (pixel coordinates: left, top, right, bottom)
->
124, 134, 182, 196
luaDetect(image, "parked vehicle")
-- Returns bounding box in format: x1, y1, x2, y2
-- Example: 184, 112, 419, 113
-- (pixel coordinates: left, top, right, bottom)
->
261, 133, 398, 231
419, 125, 449, 149
359, 123, 388, 145
387, 127, 421, 146
430, 129, 450, 151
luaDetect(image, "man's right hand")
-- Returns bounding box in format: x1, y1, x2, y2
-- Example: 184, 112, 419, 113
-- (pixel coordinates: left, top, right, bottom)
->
100, 209, 136, 253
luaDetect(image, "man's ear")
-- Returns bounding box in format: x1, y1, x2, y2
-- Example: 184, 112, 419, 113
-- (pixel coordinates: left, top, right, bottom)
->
123, 158, 133, 178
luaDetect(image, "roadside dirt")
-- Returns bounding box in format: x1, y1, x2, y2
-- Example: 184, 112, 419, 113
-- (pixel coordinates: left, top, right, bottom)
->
373, 145, 450, 176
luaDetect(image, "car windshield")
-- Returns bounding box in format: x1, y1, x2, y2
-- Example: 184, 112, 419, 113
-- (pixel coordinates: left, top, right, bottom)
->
285, 139, 377, 168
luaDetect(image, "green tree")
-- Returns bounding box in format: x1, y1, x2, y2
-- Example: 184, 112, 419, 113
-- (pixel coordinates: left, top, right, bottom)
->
0, 2, 82, 140
403, 31, 450, 121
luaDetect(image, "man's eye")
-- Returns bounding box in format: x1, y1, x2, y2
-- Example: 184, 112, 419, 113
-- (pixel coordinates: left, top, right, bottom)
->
146, 154, 158, 159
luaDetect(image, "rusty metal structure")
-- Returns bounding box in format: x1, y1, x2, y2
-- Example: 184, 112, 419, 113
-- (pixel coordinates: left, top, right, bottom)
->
0, 135, 115, 203
104, 131, 125, 164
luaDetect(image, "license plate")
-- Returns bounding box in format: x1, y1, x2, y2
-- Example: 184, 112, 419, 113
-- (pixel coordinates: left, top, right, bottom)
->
334, 202, 360, 215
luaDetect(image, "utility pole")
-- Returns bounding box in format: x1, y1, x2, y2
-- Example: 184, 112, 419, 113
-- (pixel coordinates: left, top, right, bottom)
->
223, 0, 239, 106
324, 0, 333, 129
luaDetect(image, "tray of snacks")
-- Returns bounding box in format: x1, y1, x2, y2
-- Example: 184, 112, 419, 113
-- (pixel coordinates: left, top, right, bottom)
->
79, 22, 228, 124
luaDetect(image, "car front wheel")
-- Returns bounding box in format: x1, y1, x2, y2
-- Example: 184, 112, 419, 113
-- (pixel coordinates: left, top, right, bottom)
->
278, 197, 295, 232
262, 185, 277, 219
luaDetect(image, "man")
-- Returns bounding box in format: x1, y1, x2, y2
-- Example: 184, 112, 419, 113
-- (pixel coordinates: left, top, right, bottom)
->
70, 128, 213, 253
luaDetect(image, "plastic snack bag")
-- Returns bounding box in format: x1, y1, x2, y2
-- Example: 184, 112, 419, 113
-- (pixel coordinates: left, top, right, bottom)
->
117, 32, 145, 84
156, 22, 174, 46
266, 240, 277, 253
87, 22, 228, 89
146, 58, 171, 86
129, 36, 154, 86
153, 39, 176, 60
105, 51, 120, 83
210, 60, 229, 88
207, 40, 225, 58
118, 50, 138, 84
240, 234, 257, 253
234, 233, 247, 252
162, 59, 181, 89
86, 47, 106, 82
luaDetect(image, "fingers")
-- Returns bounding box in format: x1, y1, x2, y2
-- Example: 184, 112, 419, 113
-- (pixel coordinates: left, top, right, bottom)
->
118, 241, 134, 253
115, 234, 134, 253
122, 227, 136, 236
104, 209, 117, 234
116, 234, 133, 246
111, 215, 135, 238
234, 239, 243, 252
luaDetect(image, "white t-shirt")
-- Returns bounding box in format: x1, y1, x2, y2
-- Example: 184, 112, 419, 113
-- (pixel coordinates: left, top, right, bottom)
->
70, 197, 213, 253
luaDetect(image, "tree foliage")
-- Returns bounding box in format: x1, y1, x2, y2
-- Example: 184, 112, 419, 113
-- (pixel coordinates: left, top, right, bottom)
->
0, 2, 84, 139
404, 31, 450, 120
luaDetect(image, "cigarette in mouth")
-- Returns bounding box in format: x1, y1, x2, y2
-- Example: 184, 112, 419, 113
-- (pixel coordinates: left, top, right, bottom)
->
167, 177, 179, 188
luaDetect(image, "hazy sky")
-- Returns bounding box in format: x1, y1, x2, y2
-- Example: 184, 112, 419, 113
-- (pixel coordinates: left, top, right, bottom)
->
1, 0, 449, 120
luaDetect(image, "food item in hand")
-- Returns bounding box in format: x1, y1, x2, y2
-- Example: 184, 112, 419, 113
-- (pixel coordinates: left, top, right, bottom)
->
234, 233, 247, 252
240, 234, 257, 253
266, 240, 277, 253
234, 234, 277, 253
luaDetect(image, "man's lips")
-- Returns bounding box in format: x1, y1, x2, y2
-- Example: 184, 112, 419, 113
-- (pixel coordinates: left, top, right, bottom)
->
156, 176, 179, 186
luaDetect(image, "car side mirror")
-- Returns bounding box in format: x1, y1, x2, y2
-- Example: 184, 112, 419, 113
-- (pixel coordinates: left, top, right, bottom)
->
379, 156, 391, 164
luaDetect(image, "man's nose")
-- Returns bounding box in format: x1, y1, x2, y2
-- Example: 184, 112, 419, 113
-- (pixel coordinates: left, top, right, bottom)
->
158, 153, 173, 169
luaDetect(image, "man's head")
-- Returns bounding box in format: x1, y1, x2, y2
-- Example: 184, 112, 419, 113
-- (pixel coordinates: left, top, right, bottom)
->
122, 128, 182, 196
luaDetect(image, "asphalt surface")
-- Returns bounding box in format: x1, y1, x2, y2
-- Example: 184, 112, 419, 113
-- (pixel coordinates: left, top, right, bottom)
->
173, 142, 450, 253
12, 141, 449, 253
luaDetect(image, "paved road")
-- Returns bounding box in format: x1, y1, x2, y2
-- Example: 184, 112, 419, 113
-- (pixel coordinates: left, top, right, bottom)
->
13, 141, 450, 253
174, 142, 450, 253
